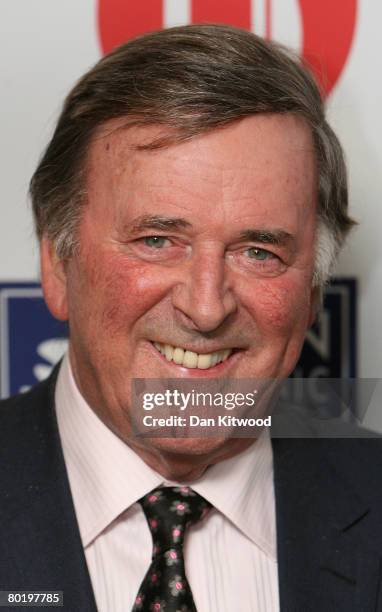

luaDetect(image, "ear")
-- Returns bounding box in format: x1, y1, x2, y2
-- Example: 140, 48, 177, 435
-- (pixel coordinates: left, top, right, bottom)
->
40, 237, 68, 321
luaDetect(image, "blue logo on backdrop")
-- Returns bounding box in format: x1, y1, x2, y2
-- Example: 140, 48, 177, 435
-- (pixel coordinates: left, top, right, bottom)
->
0, 283, 68, 398
294, 278, 357, 378
0, 279, 356, 399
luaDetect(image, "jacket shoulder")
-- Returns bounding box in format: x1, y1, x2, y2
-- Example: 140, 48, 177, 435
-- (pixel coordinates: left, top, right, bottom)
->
0, 370, 57, 435
0, 368, 61, 492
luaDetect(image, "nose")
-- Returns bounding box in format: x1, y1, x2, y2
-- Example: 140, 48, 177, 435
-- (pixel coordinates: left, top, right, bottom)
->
171, 245, 237, 333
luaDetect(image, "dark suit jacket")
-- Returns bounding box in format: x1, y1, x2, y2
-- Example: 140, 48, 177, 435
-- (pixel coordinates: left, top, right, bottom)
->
1, 371, 382, 612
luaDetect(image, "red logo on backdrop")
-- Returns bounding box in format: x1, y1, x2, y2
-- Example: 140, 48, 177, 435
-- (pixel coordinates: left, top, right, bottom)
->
97, 0, 357, 96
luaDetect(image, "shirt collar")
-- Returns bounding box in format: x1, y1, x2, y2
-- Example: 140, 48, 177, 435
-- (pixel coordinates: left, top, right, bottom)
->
55, 354, 163, 546
189, 432, 276, 558
55, 353, 276, 559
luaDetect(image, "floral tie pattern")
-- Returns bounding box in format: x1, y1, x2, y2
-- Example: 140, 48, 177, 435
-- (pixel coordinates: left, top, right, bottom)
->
132, 486, 212, 612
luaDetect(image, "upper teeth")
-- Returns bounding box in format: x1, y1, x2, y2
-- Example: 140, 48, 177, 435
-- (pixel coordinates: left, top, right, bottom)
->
153, 342, 232, 369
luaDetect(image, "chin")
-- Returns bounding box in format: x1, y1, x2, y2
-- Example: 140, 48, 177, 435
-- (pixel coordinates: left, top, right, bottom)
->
137, 435, 230, 456
131, 435, 251, 481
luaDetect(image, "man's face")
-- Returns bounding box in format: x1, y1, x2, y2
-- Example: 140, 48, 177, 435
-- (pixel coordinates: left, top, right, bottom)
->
42, 114, 317, 472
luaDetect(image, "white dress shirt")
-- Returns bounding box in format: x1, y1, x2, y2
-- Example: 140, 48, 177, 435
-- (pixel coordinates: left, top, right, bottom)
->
55, 354, 279, 612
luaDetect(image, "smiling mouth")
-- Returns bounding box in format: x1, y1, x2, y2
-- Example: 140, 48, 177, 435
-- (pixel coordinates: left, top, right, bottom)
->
152, 342, 234, 370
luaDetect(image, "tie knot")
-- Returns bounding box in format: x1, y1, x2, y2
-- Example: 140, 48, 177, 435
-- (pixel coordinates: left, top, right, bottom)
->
139, 486, 212, 553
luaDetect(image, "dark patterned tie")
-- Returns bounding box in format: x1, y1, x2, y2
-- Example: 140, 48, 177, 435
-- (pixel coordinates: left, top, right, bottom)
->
132, 486, 212, 612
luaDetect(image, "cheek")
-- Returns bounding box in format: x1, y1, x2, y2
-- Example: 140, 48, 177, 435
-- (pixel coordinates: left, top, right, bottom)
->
248, 276, 312, 334
75, 251, 171, 336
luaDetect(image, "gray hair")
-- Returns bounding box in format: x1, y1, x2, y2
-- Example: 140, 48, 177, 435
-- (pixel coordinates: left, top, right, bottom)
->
29, 23, 355, 287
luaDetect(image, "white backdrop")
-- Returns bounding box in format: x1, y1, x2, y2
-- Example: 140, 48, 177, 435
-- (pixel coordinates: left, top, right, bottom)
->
1, 0, 381, 385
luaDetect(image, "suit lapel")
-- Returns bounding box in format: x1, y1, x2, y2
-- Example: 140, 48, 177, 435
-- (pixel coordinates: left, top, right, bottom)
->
3, 487, 98, 612
0, 370, 97, 612
272, 438, 382, 611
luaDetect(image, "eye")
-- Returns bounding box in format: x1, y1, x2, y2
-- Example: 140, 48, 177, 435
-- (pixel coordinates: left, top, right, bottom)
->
143, 236, 170, 248
246, 247, 275, 261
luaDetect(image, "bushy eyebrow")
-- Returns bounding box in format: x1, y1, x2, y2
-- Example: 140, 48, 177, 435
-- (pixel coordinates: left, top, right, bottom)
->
129, 215, 293, 246
130, 215, 192, 234
238, 229, 293, 246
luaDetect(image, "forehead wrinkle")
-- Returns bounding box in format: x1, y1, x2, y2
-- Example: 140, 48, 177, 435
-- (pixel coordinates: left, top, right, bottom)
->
158, 156, 228, 204
219, 164, 273, 213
